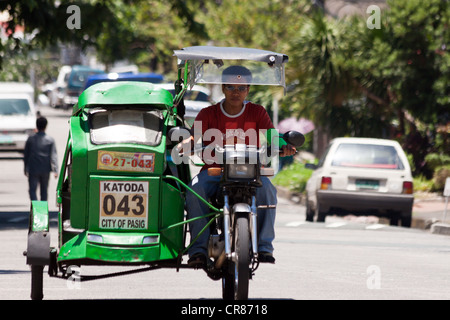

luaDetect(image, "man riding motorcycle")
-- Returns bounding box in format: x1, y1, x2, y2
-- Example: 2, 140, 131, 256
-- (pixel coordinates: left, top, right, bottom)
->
178, 66, 296, 268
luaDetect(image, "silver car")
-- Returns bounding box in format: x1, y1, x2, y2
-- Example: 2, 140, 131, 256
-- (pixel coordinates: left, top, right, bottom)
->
305, 137, 414, 227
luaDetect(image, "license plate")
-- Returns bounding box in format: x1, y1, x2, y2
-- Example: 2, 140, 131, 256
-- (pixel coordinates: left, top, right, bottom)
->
99, 180, 148, 230
97, 151, 155, 173
0, 134, 13, 144
356, 179, 379, 190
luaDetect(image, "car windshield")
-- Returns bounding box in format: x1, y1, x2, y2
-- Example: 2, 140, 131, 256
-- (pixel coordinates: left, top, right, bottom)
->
0, 99, 31, 115
70, 70, 104, 89
89, 108, 163, 146
331, 143, 405, 169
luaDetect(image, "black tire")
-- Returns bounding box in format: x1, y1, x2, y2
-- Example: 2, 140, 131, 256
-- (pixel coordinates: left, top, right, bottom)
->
305, 199, 314, 222
401, 211, 412, 228
316, 203, 327, 222
389, 211, 400, 226
31, 265, 44, 300
222, 216, 250, 300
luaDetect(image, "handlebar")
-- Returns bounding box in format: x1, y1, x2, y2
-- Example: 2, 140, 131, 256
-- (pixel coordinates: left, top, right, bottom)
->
173, 130, 304, 164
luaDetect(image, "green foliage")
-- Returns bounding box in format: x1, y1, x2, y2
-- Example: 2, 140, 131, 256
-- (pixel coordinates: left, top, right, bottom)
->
425, 153, 450, 170
432, 166, 450, 192
272, 161, 313, 193
0, 0, 447, 162
0, 0, 207, 72
413, 175, 434, 192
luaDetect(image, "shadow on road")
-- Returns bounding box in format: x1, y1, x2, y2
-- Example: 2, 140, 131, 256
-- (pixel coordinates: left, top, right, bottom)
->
0, 211, 58, 230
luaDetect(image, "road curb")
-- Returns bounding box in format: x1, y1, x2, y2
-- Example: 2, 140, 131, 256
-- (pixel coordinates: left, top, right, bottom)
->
275, 186, 450, 236
430, 223, 450, 236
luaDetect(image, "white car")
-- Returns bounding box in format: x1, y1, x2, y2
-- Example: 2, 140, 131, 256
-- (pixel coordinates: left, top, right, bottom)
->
305, 137, 414, 227
155, 84, 212, 126
0, 82, 36, 152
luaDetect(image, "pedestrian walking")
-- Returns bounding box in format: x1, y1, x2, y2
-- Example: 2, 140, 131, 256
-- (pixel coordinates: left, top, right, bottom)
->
24, 116, 58, 201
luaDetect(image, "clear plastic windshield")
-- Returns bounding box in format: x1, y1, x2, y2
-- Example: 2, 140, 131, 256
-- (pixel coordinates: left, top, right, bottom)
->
187, 59, 286, 87
89, 108, 163, 146
174, 46, 288, 89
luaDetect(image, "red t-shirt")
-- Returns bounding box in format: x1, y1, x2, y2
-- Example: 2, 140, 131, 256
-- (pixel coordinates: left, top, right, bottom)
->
191, 101, 274, 170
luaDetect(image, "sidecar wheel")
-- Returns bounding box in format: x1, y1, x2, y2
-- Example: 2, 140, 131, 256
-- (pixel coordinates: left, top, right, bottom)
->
31, 265, 44, 300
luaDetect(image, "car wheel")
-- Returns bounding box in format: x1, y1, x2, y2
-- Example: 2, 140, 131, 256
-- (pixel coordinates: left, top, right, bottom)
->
401, 211, 412, 228
389, 211, 400, 226
316, 203, 327, 222
305, 198, 315, 222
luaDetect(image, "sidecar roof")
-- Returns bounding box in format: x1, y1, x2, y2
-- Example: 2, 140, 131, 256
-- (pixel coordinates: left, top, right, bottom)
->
173, 46, 288, 89
173, 46, 288, 64
73, 81, 173, 115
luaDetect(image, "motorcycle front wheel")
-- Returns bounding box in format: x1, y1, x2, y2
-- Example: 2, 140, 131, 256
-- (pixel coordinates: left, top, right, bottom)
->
222, 216, 250, 300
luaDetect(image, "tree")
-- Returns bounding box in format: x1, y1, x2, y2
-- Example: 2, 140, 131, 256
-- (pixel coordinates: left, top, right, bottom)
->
283, 0, 448, 176
0, 0, 207, 70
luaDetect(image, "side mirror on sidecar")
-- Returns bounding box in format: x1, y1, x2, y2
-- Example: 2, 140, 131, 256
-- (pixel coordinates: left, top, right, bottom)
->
282, 130, 305, 148
168, 126, 191, 144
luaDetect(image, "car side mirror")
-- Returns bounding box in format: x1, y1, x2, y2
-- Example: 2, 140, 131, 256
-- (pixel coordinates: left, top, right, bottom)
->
282, 130, 305, 148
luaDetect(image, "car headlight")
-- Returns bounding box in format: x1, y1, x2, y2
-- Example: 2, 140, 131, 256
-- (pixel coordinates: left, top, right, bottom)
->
227, 164, 257, 179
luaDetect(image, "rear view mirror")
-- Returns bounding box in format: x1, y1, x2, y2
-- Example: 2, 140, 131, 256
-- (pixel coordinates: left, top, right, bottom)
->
168, 127, 191, 144
282, 131, 305, 147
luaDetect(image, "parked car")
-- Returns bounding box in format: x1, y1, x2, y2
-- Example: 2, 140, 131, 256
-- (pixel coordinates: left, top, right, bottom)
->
0, 82, 36, 152
305, 137, 414, 227
49, 65, 104, 109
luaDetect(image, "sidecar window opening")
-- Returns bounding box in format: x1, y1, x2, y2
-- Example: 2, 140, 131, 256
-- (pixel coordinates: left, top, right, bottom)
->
88, 106, 163, 146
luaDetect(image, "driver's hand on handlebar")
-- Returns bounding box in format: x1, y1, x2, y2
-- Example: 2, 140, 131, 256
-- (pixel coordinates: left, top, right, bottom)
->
176, 136, 194, 156
280, 144, 297, 157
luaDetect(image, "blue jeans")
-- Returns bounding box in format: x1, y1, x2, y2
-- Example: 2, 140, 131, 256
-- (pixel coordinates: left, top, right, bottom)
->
28, 173, 50, 201
186, 170, 277, 257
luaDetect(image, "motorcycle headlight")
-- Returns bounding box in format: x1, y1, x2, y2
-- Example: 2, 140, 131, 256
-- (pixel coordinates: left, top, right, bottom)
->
226, 164, 257, 179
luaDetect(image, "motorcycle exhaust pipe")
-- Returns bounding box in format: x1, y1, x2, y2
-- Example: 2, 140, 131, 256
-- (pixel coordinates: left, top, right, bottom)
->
214, 250, 226, 269
208, 235, 227, 269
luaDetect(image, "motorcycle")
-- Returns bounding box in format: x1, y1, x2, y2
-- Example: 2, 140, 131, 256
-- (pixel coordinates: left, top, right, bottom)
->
195, 132, 304, 300
24, 46, 302, 300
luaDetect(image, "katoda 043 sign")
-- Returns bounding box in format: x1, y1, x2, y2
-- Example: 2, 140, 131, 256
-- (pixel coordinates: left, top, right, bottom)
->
99, 180, 149, 230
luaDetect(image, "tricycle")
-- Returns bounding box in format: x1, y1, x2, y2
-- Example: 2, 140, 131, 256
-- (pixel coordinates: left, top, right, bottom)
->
24, 46, 304, 300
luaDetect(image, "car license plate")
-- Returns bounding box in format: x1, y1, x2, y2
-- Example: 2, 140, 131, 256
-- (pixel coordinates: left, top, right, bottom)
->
97, 151, 155, 173
0, 134, 13, 144
356, 179, 379, 190
99, 180, 148, 230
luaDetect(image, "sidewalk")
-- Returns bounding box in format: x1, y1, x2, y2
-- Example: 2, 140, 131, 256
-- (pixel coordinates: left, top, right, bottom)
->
412, 194, 450, 235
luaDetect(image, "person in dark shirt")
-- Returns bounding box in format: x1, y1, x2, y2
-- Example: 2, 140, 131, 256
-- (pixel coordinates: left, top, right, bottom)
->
24, 116, 58, 201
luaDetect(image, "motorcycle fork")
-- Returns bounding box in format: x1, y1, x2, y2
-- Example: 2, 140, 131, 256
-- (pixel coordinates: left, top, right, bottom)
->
250, 194, 258, 261
223, 190, 258, 262
223, 194, 232, 259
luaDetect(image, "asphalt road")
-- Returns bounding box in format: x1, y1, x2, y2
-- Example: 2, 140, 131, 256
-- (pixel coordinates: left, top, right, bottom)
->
1, 105, 450, 301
